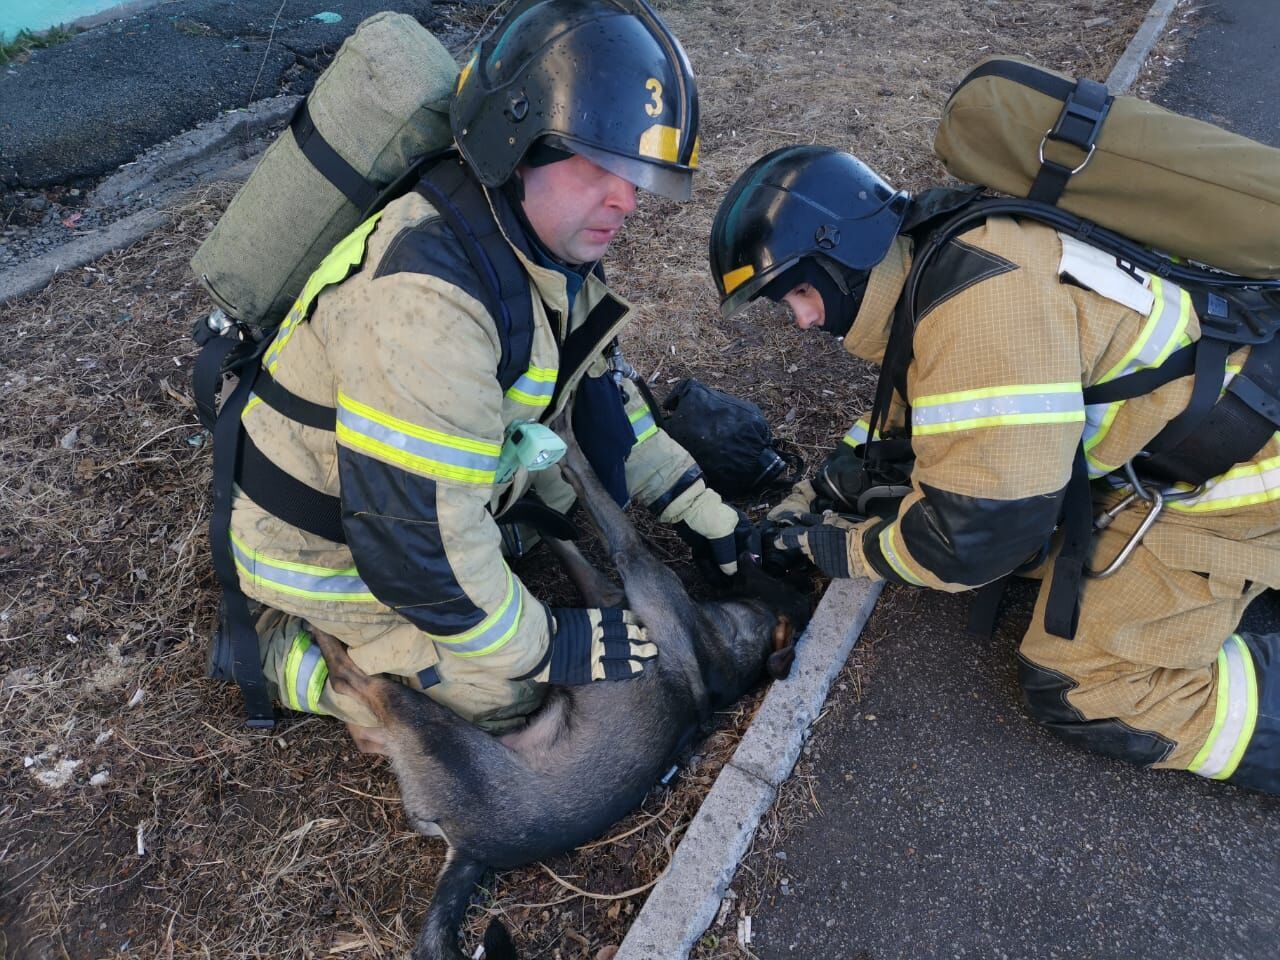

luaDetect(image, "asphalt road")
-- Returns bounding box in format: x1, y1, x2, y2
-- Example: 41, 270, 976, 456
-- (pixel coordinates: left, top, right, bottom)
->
0, 0, 438, 187
752, 3, 1280, 956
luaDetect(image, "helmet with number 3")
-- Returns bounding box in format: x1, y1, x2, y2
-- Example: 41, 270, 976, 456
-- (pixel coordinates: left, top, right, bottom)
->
451, 0, 701, 201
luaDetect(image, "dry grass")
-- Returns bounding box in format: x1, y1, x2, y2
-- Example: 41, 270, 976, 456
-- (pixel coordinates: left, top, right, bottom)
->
1, 1, 1152, 958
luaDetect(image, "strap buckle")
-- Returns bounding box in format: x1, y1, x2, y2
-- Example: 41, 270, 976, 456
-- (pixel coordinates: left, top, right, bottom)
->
1038, 133, 1096, 177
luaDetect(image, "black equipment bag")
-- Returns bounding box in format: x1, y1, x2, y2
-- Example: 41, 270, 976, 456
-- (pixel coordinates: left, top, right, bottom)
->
661, 379, 802, 499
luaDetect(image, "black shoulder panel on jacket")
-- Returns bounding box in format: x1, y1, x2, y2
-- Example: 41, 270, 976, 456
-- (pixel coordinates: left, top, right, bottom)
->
373, 218, 493, 312
916, 238, 1017, 324
1016, 654, 1176, 767
337, 446, 488, 636
897, 481, 1063, 586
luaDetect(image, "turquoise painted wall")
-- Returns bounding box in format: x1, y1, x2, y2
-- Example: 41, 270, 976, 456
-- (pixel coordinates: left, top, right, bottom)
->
1, 1, 126, 41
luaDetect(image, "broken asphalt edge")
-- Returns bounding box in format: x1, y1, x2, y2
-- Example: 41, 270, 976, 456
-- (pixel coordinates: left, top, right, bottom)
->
616, 2, 1178, 953
0, 94, 298, 307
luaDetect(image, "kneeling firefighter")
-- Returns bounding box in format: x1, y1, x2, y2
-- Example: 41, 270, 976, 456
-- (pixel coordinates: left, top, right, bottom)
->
710, 142, 1279, 793
212, 0, 750, 736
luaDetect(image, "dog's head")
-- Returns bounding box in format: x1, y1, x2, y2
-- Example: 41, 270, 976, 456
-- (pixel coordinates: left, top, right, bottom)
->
697, 555, 813, 709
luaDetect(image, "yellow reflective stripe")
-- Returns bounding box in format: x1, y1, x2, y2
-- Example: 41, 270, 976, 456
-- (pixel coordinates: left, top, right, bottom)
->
722, 264, 755, 295
230, 531, 376, 603
638, 123, 681, 162
283, 631, 311, 712
265, 211, 385, 373
1220, 636, 1259, 780
1190, 635, 1259, 780
912, 382, 1084, 437
429, 568, 523, 658
1167, 448, 1280, 513
505, 366, 557, 407
878, 524, 926, 586
629, 405, 658, 444
336, 391, 500, 484
1189, 646, 1232, 775
842, 418, 872, 448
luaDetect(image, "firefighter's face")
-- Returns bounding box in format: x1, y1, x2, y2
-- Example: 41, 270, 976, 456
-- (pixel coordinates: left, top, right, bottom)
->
520, 154, 638, 264
781, 283, 825, 330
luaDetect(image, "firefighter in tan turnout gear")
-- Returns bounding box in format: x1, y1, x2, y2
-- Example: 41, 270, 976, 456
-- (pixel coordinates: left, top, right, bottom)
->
221, 0, 746, 734
710, 145, 1279, 794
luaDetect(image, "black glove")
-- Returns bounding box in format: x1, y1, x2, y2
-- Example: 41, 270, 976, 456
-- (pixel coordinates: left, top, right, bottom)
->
677, 508, 760, 583
519, 607, 657, 685
773, 521, 857, 579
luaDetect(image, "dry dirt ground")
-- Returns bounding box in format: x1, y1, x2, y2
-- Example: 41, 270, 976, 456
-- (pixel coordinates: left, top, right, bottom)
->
1, 1, 1156, 958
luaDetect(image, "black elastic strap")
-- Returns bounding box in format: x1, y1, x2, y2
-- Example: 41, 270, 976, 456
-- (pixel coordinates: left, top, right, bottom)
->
499, 498, 582, 541
237, 430, 347, 544
1044, 448, 1092, 640
1144, 336, 1232, 458
208, 361, 277, 727
291, 100, 379, 212
967, 579, 1008, 639
254, 368, 337, 430
193, 333, 248, 432
415, 159, 533, 392
1082, 343, 1196, 405
1143, 334, 1280, 484
551, 296, 629, 409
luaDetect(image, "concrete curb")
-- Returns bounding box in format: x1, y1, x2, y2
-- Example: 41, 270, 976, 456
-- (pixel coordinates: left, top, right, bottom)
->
615, 578, 883, 960
1107, 0, 1182, 94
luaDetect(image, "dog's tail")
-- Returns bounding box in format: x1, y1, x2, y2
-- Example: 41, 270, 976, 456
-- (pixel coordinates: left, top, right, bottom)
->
413, 852, 511, 960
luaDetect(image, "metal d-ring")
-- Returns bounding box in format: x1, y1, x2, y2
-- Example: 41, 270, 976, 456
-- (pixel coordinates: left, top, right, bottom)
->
1039, 131, 1096, 176
1086, 488, 1164, 579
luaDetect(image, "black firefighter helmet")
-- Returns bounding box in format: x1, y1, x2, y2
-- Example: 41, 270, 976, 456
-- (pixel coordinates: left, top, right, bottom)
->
451, 0, 700, 201
710, 145, 911, 317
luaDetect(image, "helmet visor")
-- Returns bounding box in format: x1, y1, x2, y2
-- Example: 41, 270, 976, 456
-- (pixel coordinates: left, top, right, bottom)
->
556, 138, 694, 202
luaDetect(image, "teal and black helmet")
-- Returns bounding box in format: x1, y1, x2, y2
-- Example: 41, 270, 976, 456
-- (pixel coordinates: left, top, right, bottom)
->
710, 145, 911, 318
451, 0, 700, 201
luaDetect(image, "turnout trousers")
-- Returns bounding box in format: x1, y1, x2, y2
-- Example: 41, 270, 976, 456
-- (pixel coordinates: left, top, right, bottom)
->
1018, 520, 1280, 793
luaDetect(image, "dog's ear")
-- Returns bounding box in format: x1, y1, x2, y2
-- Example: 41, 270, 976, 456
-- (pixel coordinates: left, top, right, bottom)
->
767, 616, 797, 679
767, 645, 796, 680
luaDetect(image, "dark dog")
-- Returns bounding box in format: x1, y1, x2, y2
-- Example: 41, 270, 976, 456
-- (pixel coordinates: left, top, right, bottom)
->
311, 427, 811, 959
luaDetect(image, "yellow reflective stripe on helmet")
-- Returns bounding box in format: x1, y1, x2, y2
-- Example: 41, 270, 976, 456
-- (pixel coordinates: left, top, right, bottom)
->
336, 392, 501, 484
230, 532, 376, 602
429, 567, 523, 657
1167, 448, 1280, 513
629, 404, 658, 444
722, 264, 755, 295
878, 524, 926, 586
912, 383, 1084, 437
1189, 635, 1258, 780
457, 51, 476, 93
265, 211, 385, 373
638, 123, 682, 162
505, 366, 557, 408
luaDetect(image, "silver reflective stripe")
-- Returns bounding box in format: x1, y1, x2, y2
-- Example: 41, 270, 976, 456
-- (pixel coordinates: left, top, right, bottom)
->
293, 640, 326, 712
843, 420, 870, 447
230, 535, 374, 601
1168, 451, 1280, 513
431, 570, 524, 657
630, 409, 657, 441
913, 386, 1083, 432
1193, 635, 1255, 779
337, 405, 499, 476
1083, 277, 1191, 476
506, 370, 556, 405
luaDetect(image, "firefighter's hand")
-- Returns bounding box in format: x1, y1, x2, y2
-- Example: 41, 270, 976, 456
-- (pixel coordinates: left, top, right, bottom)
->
772, 521, 855, 579
767, 479, 819, 526
525, 607, 657, 684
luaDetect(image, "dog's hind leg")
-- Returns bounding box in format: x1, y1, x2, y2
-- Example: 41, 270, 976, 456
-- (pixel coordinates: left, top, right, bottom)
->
413, 851, 490, 960
543, 536, 626, 607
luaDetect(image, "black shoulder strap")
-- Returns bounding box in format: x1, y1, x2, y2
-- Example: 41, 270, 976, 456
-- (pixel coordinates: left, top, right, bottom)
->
291, 100, 380, 213
414, 157, 535, 391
